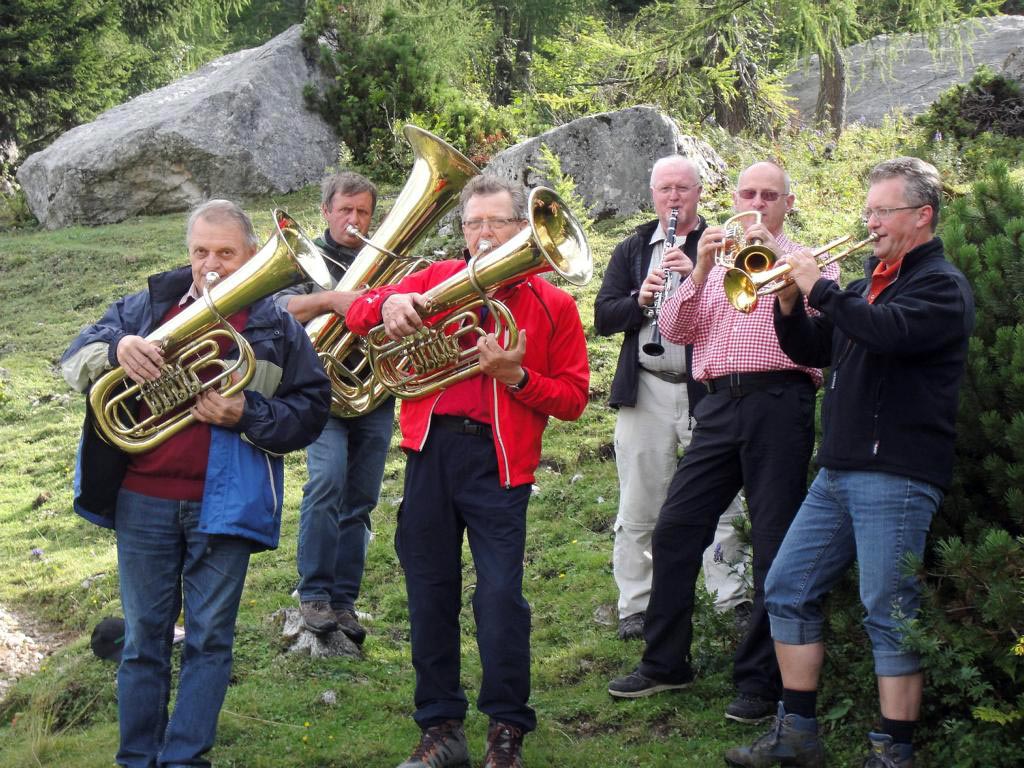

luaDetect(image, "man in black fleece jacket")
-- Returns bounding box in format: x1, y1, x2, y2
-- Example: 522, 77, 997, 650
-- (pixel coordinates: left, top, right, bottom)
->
726, 157, 974, 768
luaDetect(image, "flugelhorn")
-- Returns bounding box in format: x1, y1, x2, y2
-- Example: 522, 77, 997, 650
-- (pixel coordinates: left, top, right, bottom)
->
713, 210, 776, 273
723, 233, 880, 313
366, 187, 592, 400
641, 207, 677, 357
89, 211, 331, 454
305, 124, 480, 418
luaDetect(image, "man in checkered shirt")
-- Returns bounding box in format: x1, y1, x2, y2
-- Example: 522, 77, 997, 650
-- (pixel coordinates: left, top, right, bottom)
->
608, 161, 837, 726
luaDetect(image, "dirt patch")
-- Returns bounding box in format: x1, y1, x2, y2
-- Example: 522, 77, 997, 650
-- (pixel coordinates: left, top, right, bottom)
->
0, 605, 67, 701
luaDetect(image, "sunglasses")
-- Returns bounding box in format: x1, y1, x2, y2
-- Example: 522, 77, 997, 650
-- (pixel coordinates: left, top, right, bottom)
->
736, 189, 783, 202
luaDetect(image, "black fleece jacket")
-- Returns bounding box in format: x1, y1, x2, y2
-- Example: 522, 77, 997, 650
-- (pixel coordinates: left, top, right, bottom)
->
594, 217, 707, 412
773, 237, 974, 490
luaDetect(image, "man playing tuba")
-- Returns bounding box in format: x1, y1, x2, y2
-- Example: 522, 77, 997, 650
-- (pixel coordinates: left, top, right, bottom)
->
346, 175, 589, 768
61, 200, 331, 768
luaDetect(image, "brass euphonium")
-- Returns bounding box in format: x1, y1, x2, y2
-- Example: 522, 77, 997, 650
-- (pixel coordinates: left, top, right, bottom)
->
306, 124, 480, 417
713, 210, 777, 273
89, 211, 332, 454
723, 232, 880, 313
366, 187, 592, 400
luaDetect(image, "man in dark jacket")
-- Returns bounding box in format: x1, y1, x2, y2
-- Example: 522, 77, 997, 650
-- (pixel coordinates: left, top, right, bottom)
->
62, 200, 331, 768
726, 157, 974, 768
275, 171, 394, 644
594, 155, 748, 642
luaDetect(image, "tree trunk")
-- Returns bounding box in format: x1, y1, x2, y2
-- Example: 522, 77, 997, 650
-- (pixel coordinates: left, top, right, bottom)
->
707, 31, 752, 135
815, 37, 846, 135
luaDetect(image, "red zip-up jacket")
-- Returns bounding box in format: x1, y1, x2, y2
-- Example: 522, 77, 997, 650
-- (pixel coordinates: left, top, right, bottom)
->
346, 259, 590, 487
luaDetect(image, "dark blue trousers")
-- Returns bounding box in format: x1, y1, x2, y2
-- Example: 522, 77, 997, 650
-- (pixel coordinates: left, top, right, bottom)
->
639, 378, 815, 700
397, 425, 535, 731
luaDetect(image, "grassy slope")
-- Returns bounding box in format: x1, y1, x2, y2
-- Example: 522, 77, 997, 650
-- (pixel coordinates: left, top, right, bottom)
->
0, 122, 962, 767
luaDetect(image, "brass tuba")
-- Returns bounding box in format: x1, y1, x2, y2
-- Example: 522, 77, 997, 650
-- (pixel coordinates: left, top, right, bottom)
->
366, 187, 592, 400
306, 125, 480, 417
89, 210, 332, 454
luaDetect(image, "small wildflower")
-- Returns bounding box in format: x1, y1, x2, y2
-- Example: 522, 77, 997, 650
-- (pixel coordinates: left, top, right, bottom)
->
559, 572, 566, 579
304, 721, 311, 728
1013, 636, 1024, 656
302, 735, 308, 743
571, 539, 578, 544
30, 548, 44, 559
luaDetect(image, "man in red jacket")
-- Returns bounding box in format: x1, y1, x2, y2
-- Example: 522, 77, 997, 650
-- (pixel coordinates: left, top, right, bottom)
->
347, 175, 589, 768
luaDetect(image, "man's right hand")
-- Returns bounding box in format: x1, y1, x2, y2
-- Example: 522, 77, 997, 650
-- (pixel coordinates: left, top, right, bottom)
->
117, 335, 165, 384
694, 225, 727, 285
638, 270, 666, 307
381, 293, 431, 340
329, 288, 368, 317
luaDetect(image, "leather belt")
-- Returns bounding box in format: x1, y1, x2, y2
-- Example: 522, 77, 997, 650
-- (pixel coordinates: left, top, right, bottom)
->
432, 415, 493, 439
639, 367, 688, 384
704, 371, 812, 397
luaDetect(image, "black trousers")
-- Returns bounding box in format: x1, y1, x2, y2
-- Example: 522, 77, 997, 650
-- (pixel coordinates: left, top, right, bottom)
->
397, 424, 535, 731
638, 376, 815, 699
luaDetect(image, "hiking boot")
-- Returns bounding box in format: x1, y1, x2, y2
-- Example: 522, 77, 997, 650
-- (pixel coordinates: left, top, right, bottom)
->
724, 703, 824, 767
396, 720, 470, 768
733, 601, 753, 636
608, 668, 693, 698
483, 721, 524, 768
617, 611, 645, 640
725, 692, 776, 724
863, 732, 914, 768
300, 600, 338, 634
334, 608, 367, 645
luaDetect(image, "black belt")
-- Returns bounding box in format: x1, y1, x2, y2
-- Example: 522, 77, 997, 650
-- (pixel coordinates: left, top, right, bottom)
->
432, 415, 493, 439
639, 367, 688, 384
704, 371, 812, 397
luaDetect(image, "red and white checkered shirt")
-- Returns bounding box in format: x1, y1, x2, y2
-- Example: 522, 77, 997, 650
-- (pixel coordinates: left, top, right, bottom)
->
658, 232, 838, 387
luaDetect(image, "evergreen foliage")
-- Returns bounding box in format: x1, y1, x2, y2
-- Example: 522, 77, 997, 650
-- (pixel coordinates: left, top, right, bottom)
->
917, 66, 1024, 142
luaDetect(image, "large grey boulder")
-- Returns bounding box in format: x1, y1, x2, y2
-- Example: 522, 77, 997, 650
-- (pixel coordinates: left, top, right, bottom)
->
17, 25, 338, 229
786, 15, 1024, 127
1003, 45, 1024, 85
485, 106, 726, 220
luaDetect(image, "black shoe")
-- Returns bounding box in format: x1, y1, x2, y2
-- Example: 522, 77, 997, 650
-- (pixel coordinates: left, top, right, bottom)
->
608, 668, 693, 698
863, 732, 914, 768
396, 719, 470, 768
617, 611, 645, 640
483, 720, 524, 768
725, 692, 776, 724
733, 601, 753, 636
334, 608, 367, 645
724, 703, 824, 767
300, 600, 338, 634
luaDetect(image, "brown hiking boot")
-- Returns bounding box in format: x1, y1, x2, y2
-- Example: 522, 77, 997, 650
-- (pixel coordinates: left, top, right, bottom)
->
395, 720, 470, 768
483, 721, 524, 768
724, 703, 825, 767
333, 607, 367, 645
299, 600, 337, 634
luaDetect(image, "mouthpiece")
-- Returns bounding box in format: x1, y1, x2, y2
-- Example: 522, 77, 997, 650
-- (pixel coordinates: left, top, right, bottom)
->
477, 239, 493, 254
204, 271, 221, 288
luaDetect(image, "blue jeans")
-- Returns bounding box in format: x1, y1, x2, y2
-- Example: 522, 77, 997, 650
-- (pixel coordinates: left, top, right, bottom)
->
296, 399, 394, 610
766, 469, 942, 677
114, 489, 251, 768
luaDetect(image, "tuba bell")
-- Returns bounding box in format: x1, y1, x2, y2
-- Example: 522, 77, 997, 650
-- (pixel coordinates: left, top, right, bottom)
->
366, 187, 592, 400
89, 210, 332, 454
306, 125, 480, 417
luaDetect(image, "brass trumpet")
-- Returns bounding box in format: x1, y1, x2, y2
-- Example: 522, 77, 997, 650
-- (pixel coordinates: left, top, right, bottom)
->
366, 187, 592, 400
723, 233, 880, 313
89, 211, 331, 454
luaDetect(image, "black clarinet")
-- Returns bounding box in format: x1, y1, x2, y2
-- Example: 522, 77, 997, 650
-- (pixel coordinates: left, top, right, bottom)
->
641, 207, 678, 356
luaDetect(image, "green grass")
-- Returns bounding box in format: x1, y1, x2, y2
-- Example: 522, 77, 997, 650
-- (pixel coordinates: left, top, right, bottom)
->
0, 120, 999, 766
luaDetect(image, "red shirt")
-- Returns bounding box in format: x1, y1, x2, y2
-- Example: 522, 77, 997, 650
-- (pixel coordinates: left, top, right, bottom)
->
868, 257, 903, 303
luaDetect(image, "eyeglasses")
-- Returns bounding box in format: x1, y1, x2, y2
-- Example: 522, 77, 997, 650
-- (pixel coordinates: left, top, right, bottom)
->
654, 185, 697, 196
861, 205, 923, 225
461, 217, 522, 233
737, 188, 783, 202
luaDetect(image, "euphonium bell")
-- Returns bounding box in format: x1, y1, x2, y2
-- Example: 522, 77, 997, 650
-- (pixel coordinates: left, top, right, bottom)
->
89, 210, 332, 454
305, 124, 480, 417
366, 187, 592, 400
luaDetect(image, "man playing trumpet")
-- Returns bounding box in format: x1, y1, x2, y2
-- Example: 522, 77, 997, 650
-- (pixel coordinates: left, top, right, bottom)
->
61, 200, 331, 767
608, 161, 836, 725
346, 175, 589, 768
726, 157, 974, 768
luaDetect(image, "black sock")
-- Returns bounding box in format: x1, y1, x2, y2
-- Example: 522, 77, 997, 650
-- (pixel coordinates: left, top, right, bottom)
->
880, 717, 916, 746
782, 688, 817, 719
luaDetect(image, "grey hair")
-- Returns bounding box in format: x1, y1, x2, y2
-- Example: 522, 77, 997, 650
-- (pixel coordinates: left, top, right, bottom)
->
459, 174, 528, 219
736, 161, 791, 195
186, 199, 259, 249
868, 156, 942, 232
649, 155, 701, 187
321, 171, 378, 211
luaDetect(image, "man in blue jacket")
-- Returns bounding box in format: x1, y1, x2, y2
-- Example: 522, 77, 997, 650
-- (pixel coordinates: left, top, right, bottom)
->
62, 200, 331, 768
725, 157, 974, 768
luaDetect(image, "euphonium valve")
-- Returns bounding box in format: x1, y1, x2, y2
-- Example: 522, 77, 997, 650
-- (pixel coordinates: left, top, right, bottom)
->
89, 210, 331, 454
713, 211, 776, 273
366, 187, 592, 400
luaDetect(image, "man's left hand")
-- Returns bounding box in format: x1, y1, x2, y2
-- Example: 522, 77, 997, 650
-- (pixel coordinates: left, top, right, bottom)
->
477, 329, 527, 386
784, 248, 822, 296
661, 244, 694, 278
191, 386, 245, 427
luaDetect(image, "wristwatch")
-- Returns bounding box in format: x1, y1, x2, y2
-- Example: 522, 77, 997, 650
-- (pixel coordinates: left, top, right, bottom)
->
508, 369, 530, 392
